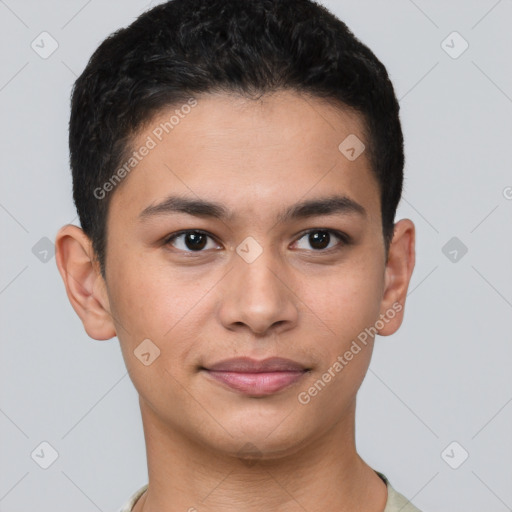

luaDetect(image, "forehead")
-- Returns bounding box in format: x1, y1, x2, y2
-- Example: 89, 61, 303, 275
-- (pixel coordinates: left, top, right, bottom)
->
108, 90, 380, 226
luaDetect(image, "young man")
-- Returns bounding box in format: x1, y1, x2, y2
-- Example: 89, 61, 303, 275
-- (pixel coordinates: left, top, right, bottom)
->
55, 0, 418, 510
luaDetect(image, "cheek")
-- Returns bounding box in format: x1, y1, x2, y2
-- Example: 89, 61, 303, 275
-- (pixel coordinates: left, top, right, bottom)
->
108, 254, 181, 331
106, 260, 204, 400
301, 260, 384, 346
294, 264, 383, 414
107, 255, 214, 364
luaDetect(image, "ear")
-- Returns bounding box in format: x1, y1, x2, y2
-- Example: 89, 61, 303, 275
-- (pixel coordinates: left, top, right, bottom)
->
377, 219, 415, 336
55, 224, 116, 340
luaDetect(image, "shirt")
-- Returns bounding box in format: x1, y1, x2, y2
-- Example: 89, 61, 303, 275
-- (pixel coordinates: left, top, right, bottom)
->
118, 470, 422, 511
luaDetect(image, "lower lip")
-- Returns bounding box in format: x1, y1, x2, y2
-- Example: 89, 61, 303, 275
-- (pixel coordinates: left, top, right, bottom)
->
203, 370, 307, 396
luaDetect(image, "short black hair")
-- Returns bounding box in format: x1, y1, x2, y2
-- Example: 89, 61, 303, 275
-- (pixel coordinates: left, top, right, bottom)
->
69, 0, 404, 277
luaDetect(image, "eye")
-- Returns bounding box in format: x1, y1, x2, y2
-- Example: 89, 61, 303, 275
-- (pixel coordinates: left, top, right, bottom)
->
293, 229, 349, 251
164, 230, 221, 252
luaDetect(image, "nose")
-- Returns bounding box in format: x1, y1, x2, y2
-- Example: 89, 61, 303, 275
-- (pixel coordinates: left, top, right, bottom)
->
216, 244, 299, 336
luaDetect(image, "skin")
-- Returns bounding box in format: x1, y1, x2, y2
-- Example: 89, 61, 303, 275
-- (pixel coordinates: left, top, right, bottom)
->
55, 90, 415, 512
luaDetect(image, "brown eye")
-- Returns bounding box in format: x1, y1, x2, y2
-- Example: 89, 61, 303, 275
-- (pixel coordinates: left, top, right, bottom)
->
308, 231, 330, 250
165, 230, 219, 252
294, 229, 348, 251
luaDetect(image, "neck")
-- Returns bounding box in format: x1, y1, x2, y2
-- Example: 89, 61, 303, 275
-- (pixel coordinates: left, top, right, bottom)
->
133, 396, 387, 512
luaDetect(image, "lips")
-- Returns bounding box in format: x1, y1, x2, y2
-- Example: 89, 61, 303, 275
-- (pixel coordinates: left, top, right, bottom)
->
205, 356, 309, 373
202, 357, 310, 396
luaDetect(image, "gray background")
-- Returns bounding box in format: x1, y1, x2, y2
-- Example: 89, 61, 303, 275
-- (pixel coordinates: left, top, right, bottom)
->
1, 1, 511, 511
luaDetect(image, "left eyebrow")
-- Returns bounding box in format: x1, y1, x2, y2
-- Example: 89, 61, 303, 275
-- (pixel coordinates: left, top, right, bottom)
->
138, 194, 367, 222
276, 195, 367, 223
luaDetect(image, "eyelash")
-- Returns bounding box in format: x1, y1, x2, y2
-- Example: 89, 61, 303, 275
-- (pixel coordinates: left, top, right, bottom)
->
163, 229, 351, 254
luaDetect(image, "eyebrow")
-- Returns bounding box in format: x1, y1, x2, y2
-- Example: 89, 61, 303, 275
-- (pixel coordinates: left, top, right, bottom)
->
138, 194, 367, 223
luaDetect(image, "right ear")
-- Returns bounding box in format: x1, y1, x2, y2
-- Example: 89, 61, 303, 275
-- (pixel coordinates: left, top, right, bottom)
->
55, 224, 116, 340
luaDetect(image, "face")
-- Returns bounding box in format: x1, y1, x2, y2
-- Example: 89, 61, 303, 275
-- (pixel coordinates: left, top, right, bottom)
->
56, 90, 415, 460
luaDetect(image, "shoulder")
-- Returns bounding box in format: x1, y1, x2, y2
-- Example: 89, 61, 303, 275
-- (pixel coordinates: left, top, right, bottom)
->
376, 471, 423, 512
118, 475, 422, 512
117, 483, 148, 512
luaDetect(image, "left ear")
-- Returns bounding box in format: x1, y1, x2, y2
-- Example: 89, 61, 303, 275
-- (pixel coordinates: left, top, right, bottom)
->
377, 218, 415, 336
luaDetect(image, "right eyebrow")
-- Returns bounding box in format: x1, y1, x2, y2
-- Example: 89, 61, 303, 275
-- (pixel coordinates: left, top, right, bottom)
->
138, 195, 232, 221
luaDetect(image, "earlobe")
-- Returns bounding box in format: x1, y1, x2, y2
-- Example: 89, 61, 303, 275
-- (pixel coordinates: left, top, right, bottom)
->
55, 224, 116, 340
377, 219, 415, 336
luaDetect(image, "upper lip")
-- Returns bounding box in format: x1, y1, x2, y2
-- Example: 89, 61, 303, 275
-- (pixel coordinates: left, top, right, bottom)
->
204, 357, 309, 373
